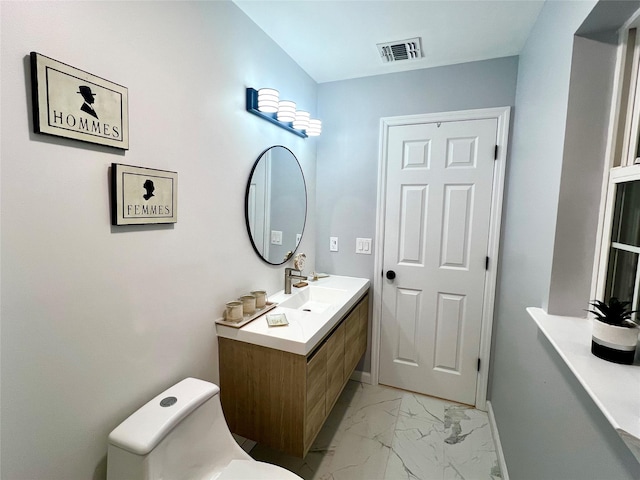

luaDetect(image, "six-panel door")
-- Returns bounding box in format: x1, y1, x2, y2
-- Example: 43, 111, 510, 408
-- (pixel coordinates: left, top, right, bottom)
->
379, 119, 498, 405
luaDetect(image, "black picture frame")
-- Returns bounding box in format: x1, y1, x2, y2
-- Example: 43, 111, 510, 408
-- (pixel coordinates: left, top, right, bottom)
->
111, 163, 178, 225
30, 52, 129, 149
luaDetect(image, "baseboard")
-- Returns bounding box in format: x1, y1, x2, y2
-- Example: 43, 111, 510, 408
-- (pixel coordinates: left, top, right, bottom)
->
350, 369, 372, 384
487, 401, 509, 480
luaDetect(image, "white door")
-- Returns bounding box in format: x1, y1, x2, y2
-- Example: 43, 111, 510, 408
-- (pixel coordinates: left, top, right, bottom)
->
378, 118, 498, 405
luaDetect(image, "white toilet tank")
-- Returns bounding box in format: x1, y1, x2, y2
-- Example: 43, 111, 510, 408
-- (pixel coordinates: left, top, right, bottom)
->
106, 377, 301, 480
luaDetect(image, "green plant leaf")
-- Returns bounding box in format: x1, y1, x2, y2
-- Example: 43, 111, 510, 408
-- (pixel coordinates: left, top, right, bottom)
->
588, 297, 638, 327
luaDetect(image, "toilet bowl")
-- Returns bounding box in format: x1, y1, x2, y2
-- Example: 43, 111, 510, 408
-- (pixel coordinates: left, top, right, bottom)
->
106, 377, 302, 480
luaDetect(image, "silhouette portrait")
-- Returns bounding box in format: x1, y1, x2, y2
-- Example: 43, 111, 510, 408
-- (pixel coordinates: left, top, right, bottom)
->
143, 179, 155, 201
77, 85, 98, 119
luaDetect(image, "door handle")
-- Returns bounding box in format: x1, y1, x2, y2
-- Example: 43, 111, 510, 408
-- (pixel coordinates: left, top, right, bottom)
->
386, 270, 396, 280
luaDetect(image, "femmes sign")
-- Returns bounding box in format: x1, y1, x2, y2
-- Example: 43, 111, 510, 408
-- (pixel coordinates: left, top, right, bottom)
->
111, 164, 177, 226
30, 52, 129, 149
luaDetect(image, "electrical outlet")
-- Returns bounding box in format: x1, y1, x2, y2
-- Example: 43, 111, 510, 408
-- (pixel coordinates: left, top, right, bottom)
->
330, 237, 339, 252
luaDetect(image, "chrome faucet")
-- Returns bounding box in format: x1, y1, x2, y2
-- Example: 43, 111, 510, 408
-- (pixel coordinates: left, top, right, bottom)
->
284, 268, 307, 294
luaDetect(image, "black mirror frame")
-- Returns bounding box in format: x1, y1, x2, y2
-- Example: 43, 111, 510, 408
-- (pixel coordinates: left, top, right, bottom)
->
244, 145, 307, 265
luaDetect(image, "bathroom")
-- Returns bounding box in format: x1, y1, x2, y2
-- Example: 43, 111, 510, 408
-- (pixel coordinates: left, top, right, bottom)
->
2, 1, 640, 479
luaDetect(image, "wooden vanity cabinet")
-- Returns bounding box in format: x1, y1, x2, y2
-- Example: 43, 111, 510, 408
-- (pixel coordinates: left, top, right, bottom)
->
218, 292, 369, 457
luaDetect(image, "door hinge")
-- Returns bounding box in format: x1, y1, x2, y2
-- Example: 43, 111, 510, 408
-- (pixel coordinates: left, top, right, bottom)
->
477, 358, 481, 371
494, 145, 499, 160
485, 256, 489, 270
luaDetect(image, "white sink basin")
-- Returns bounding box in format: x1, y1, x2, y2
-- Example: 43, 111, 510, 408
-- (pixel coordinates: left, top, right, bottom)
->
216, 276, 370, 355
277, 286, 351, 313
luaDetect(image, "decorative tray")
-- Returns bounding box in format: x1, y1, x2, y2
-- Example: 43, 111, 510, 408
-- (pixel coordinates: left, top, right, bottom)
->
215, 302, 277, 328
266, 312, 289, 327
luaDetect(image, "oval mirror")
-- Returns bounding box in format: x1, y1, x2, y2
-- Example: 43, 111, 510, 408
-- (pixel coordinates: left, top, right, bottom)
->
245, 146, 307, 265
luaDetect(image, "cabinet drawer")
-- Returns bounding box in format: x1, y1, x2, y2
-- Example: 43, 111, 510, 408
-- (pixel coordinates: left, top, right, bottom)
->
326, 322, 345, 410
304, 390, 326, 449
357, 296, 368, 357
344, 294, 369, 376
344, 307, 361, 376
305, 343, 327, 449
307, 345, 327, 411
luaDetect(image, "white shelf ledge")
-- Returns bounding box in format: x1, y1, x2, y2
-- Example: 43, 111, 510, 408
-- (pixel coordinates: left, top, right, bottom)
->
527, 307, 640, 462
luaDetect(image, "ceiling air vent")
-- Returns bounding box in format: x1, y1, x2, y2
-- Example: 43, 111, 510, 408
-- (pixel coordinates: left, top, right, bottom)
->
377, 37, 423, 63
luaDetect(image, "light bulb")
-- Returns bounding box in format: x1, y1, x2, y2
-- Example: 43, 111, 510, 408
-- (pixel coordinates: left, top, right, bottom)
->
307, 119, 322, 136
293, 110, 310, 130
257, 88, 279, 113
277, 100, 296, 122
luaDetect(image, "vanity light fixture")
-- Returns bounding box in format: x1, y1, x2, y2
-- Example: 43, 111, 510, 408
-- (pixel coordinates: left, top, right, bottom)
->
246, 87, 322, 138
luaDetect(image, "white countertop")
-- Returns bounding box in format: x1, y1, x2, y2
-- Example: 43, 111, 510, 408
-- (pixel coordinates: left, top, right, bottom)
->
216, 275, 370, 356
528, 307, 640, 462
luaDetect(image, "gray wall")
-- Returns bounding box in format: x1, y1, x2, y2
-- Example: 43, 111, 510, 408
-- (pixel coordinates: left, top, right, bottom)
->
547, 35, 617, 316
490, 1, 640, 478
0, 1, 318, 479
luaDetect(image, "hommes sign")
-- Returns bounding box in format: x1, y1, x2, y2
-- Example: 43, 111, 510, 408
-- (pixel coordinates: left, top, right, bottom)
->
30, 52, 129, 149
111, 164, 177, 225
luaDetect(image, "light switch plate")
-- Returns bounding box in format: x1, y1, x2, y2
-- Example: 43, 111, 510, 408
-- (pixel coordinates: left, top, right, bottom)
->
271, 230, 283, 245
356, 237, 372, 254
330, 237, 339, 252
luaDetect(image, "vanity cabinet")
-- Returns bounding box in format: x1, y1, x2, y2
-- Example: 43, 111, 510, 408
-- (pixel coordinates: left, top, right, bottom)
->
218, 292, 369, 457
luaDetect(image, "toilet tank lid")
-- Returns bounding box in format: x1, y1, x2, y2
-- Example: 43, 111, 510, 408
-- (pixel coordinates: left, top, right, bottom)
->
108, 377, 220, 455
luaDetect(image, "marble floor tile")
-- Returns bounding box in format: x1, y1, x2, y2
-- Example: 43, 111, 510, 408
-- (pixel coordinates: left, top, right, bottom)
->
321, 430, 393, 480
385, 426, 445, 479
249, 381, 502, 480
341, 383, 403, 445
442, 405, 501, 480
384, 393, 449, 479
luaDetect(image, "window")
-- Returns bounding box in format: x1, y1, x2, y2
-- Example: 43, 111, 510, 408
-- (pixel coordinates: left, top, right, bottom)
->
604, 178, 640, 315
594, 12, 640, 312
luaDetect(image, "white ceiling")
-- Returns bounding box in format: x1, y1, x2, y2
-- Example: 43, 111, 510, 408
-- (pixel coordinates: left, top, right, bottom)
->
234, 0, 545, 84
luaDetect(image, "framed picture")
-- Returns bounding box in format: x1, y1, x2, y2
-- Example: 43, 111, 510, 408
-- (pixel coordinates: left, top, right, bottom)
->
30, 52, 129, 149
111, 164, 177, 225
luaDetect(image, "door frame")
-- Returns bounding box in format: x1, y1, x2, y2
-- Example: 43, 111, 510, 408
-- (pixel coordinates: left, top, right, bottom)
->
371, 107, 511, 410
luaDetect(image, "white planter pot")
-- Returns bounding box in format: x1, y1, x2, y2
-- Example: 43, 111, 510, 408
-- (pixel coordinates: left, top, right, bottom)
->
592, 319, 639, 364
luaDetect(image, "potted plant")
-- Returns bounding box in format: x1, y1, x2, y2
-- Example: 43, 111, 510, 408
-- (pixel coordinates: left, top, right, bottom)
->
588, 297, 639, 364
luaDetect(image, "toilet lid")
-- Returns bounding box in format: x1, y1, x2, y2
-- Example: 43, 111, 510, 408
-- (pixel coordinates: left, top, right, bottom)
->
217, 460, 303, 480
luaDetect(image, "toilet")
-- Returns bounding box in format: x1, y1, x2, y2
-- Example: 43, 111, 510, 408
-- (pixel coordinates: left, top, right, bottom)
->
106, 377, 303, 480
